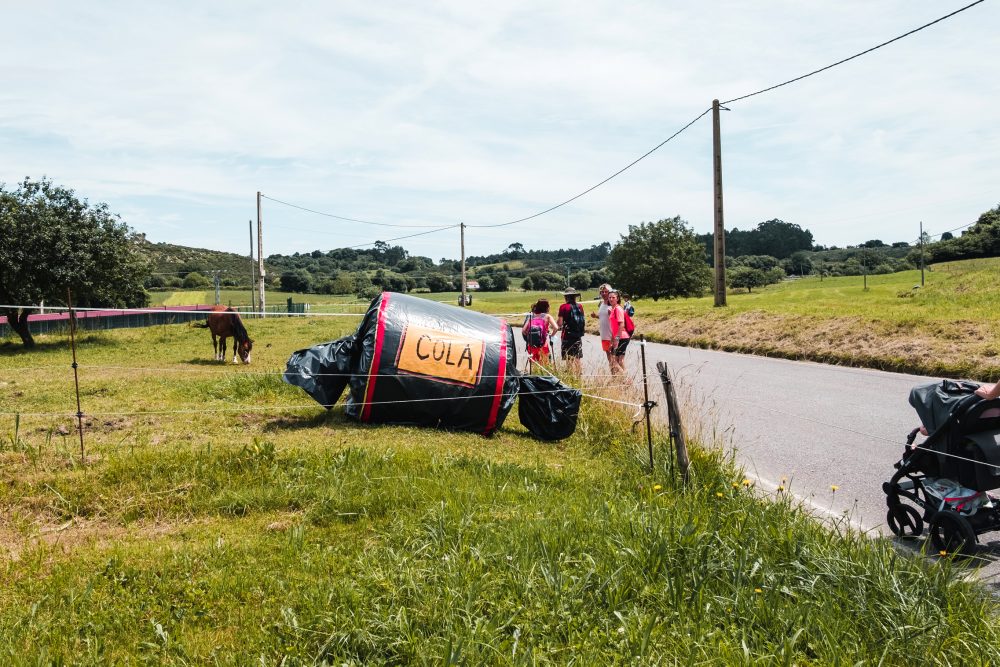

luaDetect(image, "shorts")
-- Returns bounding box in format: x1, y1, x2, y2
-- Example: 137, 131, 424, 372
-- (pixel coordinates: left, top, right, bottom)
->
527, 345, 549, 362
601, 339, 612, 352
561, 336, 583, 359
613, 338, 630, 356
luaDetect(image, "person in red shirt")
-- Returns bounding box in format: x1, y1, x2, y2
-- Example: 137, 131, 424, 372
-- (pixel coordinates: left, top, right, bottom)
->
607, 290, 631, 375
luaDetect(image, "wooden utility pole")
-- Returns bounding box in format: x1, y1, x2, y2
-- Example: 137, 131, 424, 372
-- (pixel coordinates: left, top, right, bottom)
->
257, 191, 266, 317
212, 271, 221, 305
460, 223, 467, 307
919, 221, 925, 287
712, 99, 727, 307
248, 219, 256, 315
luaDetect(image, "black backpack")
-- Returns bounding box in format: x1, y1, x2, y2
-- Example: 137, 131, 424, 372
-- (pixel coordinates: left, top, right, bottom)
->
564, 303, 585, 337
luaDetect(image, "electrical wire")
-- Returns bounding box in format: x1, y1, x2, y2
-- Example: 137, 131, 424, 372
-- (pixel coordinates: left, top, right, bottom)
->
721, 1, 987, 105
344, 224, 461, 249
466, 107, 713, 228
260, 194, 447, 228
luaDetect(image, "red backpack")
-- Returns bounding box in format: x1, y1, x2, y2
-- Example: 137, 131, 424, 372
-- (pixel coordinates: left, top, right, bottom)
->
623, 310, 636, 336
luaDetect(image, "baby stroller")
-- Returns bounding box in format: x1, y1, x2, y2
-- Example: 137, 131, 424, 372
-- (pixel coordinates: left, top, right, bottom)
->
883, 380, 1000, 555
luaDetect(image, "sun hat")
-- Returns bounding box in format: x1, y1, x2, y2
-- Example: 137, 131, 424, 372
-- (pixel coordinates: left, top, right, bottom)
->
562, 286, 581, 296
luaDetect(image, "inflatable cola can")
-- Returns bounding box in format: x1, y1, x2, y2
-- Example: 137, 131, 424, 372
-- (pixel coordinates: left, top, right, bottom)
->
284, 292, 519, 435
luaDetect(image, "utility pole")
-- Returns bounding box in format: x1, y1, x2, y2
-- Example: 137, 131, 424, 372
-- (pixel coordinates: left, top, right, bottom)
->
712, 99, 727, 307
460, 223, 467, 306
212, 271, 221, 305
248, 219, 256, 315
919, 221, 925, 287
257, 191, 266, 317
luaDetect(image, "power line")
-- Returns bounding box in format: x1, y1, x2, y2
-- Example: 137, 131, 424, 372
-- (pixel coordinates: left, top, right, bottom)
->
260, 194, 446, 228
263, 2, 986, 246
344, 224, 461, 249
467, 108, 713, 228
722, 0, 987, 105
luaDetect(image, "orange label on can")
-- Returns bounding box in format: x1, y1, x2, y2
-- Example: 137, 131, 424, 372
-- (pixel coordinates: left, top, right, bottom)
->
397, 325, 484, 386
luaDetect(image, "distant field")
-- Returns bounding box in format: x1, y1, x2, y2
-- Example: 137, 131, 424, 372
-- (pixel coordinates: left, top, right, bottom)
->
145, 257, 1000, 379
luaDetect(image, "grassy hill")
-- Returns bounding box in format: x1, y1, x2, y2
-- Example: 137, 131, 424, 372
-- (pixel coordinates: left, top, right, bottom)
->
1, 317, 998, 662
142, 241, 280, 288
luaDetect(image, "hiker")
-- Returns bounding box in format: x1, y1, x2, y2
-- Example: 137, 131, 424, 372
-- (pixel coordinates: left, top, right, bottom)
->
522, 299, 558, 371
591, 283, 613, 370
621, 291, 635, 318
556, 287, 586, 374
608, 290, 632, 375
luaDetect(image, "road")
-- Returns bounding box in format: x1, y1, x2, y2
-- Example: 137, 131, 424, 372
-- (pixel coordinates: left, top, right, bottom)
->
516, 332, 1000, 583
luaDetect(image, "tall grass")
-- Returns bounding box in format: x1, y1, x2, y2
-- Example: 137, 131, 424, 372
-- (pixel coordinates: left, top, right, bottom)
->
0, 314, 998, 663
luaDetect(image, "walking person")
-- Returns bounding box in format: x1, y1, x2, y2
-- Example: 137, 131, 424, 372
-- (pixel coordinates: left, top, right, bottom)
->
591, 283, 613, 373
608, 290, 631, 375
522, 299, 558, 372
556, 287, 586, 375
621, 291, 635, 318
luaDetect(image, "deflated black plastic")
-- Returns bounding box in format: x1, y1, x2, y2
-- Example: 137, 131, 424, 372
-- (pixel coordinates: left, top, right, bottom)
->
283, 335, 356, 407
284, 292, 519, 435
517, 375, 582, 441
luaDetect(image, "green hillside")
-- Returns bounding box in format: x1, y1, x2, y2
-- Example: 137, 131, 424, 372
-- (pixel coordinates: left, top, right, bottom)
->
142, 241, 279, 289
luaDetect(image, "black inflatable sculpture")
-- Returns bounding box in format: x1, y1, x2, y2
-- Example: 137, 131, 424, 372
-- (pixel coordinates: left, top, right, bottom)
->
284, 292, 580, 439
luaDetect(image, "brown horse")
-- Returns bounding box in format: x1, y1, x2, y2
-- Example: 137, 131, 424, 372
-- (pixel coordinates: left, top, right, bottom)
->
207, 306, 253, 364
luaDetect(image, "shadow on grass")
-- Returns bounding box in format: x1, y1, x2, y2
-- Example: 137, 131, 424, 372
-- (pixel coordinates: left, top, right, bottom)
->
0, 334, 120, 357
264, 410, 344, 432
892, 533, 1000, 578
261, 411, 542, 444
185, 358, 229, 366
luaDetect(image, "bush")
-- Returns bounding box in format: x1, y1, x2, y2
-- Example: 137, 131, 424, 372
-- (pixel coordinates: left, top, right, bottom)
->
182, 272, 211, 288
357, 285, 382, 301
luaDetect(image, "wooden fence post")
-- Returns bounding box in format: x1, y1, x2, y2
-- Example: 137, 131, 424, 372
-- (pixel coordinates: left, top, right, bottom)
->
656, 361, 689, 484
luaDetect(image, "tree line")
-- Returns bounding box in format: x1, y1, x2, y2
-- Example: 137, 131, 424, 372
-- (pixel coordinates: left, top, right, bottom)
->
5, 175, 1000, 347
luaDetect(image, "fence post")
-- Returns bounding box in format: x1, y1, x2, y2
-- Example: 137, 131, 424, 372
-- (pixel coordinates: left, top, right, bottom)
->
656, 361, 689, 484
66, 288, 86, 463
639, 335, 655, 472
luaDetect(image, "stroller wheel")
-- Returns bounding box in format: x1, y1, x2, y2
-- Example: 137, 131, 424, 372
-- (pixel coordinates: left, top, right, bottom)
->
886, 504, 923, 538
929, 510, 977, 556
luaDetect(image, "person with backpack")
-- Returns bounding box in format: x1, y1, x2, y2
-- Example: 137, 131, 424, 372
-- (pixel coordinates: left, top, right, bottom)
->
522, 299, 557, 371
608, 290, 633, 374
556, 287, 586, 374
621, 291, 635, 318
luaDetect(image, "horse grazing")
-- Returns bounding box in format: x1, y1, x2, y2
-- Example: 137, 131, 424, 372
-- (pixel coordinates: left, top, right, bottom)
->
206, 306, 253, 364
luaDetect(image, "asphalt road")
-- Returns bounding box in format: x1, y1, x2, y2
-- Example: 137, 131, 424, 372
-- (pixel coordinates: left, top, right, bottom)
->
516, 331, 1000, 584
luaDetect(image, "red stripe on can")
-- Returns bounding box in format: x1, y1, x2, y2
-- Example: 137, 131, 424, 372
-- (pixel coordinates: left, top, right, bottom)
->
361, 294, 392, 422
484, 319, 508, 435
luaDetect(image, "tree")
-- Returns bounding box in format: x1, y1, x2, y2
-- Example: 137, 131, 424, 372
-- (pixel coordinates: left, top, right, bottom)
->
183, 271, 211, 288
490, 272, 510, 292
504, 242, 525, 259
0, 178, 149, 347
607, 217, 711, 300
570, 271, 591, 289
279, 269, 312, 293
426, 274, 452, 293
728, 266, 766, 293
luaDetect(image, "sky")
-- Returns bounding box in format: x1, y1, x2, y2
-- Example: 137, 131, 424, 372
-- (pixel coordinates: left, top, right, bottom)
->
1, 1, 997, 261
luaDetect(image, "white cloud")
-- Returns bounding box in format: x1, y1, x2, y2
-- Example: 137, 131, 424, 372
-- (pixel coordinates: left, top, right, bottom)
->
1, 0, 997, 256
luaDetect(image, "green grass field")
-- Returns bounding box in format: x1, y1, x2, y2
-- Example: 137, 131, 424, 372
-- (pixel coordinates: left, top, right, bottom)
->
1, 317, 999, 662
142, 257, 1000, 380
